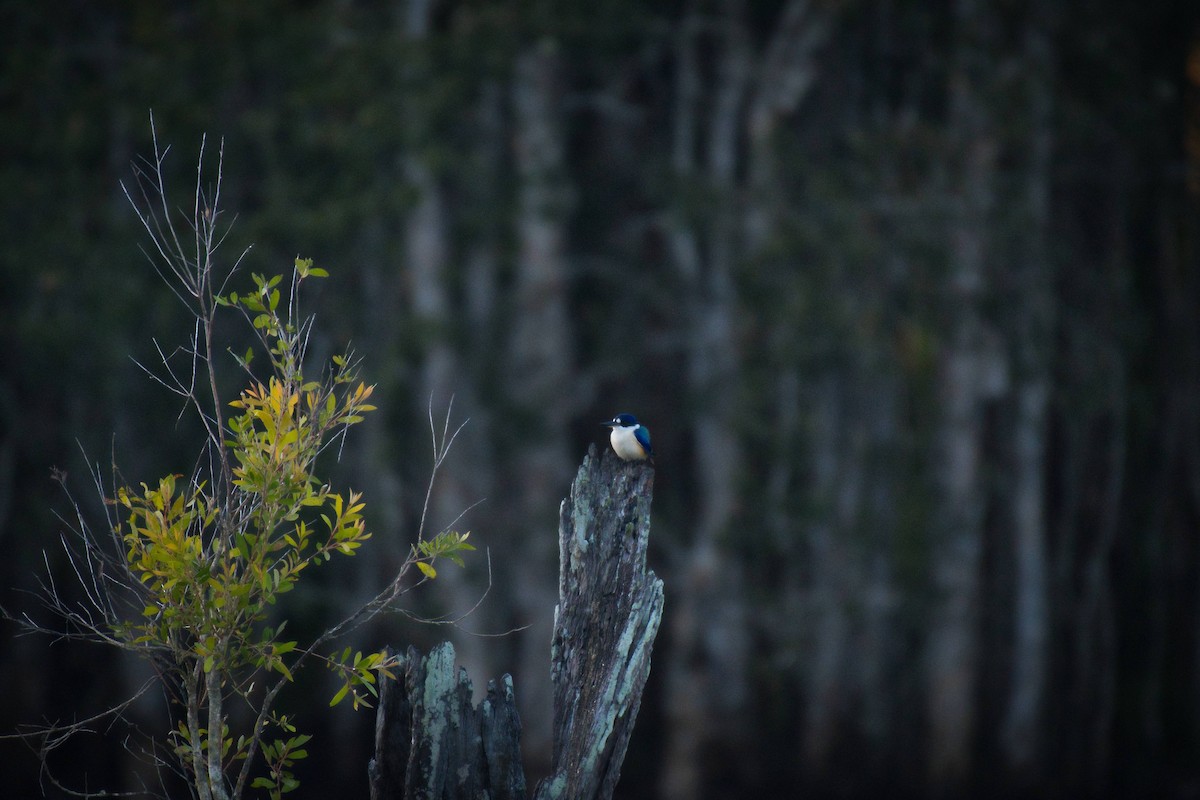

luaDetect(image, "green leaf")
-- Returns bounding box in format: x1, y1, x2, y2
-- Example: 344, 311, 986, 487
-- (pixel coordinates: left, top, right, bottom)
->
416, 561, 437, 579
329, 683, 350, 707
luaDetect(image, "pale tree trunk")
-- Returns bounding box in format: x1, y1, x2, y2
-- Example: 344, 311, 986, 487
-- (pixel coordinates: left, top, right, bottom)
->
325, 0, 442, 762
509, 41, 575, 775
660, 4, 749, 796
796, 356, 901, 773
405, 106, 498, 687
440, 77, 505, 682
401, 0, 449, 415
358, 218, 405, 541
926, 291, 997, 789
925, 0, 1005, 786
799, 376, 852, 767
463, 81, 503, 362
405, 126, 454, 414
740, 0, 857, 774
745, 0, 826, 240
661, 2, 831, 794
1000, 8, 1055, 776
399, 13, 502, 696
349, 0, 441, 551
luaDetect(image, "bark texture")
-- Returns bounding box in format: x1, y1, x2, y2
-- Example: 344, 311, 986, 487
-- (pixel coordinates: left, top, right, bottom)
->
534, 446, 663, 800
368, 642, 526, 800
370, 445, 662, 800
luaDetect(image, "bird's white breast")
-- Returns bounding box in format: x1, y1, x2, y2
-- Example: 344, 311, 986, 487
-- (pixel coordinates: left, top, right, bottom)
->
610, 426, 648, 460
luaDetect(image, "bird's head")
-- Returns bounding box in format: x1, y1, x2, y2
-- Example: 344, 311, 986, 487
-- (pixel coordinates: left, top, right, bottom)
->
602, 413, 640, 430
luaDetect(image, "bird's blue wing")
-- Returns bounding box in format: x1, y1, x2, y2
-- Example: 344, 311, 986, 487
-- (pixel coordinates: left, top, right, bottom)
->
634, 425, 653, 457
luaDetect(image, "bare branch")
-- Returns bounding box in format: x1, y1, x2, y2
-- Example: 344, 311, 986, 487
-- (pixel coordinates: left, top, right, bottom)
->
417, 395, 469, 543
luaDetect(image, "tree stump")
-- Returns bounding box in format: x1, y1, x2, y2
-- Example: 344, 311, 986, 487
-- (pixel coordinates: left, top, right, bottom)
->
369, 445, 663, 800
367, 642, 526, 800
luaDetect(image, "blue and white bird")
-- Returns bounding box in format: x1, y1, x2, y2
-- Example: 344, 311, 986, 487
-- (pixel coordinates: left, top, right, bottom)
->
602, 413, 653, 462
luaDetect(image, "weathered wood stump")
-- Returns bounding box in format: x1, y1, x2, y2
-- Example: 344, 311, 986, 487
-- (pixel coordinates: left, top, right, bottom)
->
368, 445, 663, 800
367, 642, 526, 800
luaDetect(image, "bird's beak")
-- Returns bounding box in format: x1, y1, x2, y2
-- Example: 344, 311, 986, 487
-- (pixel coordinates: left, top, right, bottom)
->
600, 420, 616, 428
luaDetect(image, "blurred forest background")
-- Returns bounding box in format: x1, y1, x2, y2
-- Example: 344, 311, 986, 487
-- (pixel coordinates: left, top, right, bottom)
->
3, 0, 1200, 798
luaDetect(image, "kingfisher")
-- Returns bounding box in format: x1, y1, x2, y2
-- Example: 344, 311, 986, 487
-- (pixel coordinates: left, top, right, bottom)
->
602, 413, 653, 462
